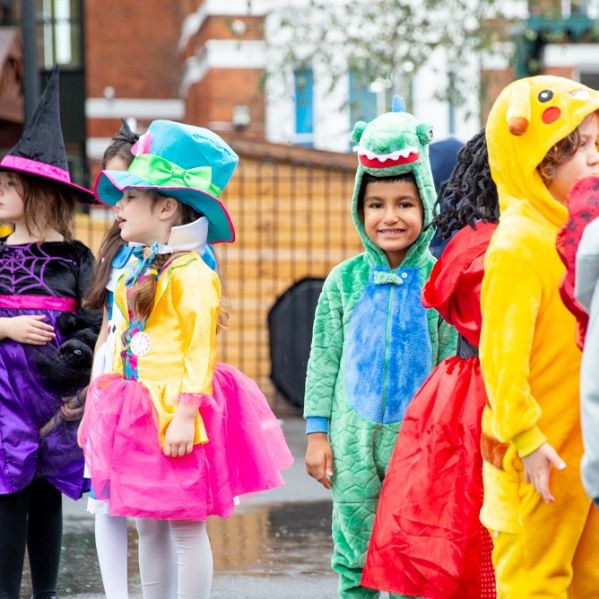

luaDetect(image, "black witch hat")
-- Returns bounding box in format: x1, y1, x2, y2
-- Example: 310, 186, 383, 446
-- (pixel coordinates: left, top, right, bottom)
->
0, 68, 94, 202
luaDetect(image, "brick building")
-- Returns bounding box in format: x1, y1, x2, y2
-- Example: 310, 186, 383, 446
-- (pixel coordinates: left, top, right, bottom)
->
86, 0, 269, 170
481, 0, 599, 119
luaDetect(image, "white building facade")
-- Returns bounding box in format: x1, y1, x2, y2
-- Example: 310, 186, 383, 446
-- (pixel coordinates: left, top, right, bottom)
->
182, 0, 599, 151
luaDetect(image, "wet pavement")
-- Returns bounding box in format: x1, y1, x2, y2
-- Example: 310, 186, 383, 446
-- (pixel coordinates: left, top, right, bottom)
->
20, 417, 345, 598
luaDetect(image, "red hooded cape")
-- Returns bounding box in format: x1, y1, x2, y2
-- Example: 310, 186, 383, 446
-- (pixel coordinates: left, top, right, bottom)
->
361, 222, 496, 599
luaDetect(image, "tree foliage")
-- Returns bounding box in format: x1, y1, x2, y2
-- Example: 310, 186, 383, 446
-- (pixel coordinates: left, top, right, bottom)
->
266, 0, 512, 110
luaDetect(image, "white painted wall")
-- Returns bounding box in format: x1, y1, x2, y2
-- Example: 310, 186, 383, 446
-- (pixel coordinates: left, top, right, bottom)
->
543, 43, 599, 74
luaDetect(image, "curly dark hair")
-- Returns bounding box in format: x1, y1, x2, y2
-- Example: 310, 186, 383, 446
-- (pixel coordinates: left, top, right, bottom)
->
537, 126, 581, 188
431, 129, 499, 240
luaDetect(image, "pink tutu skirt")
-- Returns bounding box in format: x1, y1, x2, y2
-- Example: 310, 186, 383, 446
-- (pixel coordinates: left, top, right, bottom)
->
80, 363, 294, 520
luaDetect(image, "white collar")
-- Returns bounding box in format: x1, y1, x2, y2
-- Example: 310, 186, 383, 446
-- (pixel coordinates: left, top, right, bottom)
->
140, 216, 209, 255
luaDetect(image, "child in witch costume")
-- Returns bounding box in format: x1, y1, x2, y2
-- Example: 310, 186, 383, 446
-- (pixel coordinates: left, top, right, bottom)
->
0, 70, 97, 599
480, 76, 599, 597
303, 97, 456, 598
79, 120, 293, 598
362, 130, 497, 599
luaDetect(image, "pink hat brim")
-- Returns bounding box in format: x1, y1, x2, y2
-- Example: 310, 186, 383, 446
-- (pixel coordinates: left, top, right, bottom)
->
0, 155, 95, 203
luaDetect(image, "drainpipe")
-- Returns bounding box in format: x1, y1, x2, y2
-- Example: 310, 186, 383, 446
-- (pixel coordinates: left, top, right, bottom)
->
21, 0, 39, 123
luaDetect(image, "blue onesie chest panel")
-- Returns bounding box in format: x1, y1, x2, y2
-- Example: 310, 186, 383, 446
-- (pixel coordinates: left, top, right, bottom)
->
344, 267, 432, 424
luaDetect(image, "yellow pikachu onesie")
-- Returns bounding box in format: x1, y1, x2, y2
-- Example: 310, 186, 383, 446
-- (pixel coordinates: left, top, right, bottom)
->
480, 76, 599, 598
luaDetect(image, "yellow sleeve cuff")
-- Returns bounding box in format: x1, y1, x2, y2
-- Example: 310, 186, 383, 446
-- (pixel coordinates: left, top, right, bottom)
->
513, 426, 547, 457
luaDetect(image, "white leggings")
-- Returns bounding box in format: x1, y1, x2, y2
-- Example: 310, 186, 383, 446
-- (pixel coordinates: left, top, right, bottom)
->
95, 513, 129, 599
135, 518, 213, 599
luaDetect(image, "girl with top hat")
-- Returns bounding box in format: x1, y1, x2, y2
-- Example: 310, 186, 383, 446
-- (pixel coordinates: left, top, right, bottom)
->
79, 119, 293, 599
0, 70, 97, 599
84, 120, 221, 599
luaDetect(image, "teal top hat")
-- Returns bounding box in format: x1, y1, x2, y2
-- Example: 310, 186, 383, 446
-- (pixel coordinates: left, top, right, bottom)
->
94, 120, 239, 243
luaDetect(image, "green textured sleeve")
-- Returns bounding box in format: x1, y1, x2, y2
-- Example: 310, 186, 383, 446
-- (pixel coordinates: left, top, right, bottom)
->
437, 316, 457, 364
303, 270, 344, 419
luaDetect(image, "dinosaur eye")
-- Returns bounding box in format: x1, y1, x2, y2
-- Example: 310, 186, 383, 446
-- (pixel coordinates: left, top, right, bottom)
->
416, 123, 434, 144
538, 90, 553, 103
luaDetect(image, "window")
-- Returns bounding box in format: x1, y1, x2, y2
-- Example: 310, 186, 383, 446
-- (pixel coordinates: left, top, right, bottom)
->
37, 0, 82, 69
0, 0, 12, 25
562, 0, 590, 16
294, 68, 314, 147
348, 69, 378, 125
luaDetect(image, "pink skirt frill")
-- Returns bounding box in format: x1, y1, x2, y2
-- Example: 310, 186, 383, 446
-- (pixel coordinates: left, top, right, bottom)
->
80, 363, 294, 520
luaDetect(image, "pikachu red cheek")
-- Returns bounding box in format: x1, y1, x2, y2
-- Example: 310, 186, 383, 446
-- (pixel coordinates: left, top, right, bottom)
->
542, 106, 561, 124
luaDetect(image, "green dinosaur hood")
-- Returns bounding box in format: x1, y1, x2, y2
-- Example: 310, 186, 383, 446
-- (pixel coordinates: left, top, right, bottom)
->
351, 98, 436, 268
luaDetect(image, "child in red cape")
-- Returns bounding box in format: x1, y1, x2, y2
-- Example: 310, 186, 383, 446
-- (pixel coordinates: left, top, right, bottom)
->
556, 176, 599, 349
361, 130, 497, 599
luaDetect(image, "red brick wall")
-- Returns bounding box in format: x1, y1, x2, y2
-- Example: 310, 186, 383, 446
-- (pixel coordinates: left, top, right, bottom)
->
543, 66, 576, 78
480, 67, 515, 123
85, 2, 267, 144
528, 0, 561, 16
197, 16, 263, 48
85, 1, 185, 99
185, 68, 265, 138
182, 9, 267, 138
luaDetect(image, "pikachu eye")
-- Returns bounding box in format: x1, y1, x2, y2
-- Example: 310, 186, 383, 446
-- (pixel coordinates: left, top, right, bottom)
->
538, 89, 553, 103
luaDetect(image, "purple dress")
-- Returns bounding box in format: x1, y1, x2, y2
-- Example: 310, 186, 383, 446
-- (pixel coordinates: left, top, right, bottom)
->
0, 240, 94, 499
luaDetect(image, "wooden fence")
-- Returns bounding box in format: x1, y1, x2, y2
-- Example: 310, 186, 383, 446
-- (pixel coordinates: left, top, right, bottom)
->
76, 140, 361, 411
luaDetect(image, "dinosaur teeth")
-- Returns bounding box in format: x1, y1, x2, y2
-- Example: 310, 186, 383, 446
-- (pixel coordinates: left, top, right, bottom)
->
354, 145, 419, 162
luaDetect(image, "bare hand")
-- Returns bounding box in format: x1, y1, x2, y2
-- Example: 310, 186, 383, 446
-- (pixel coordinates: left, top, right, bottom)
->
60, 401, 84, 421
521, 442, 566, 503
61, 403, 84, 421
305, 433, 334, 490
61, 387, 87, 422
164, 414, 195, 458
0, 315, 55, 345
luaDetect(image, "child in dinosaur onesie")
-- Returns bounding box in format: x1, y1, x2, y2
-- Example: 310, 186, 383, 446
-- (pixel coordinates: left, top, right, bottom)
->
480, 75, 599, 599
303, 97, 456, 599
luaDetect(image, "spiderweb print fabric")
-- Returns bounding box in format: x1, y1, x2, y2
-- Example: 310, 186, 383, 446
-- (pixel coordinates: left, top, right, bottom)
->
0, 242, 77, 296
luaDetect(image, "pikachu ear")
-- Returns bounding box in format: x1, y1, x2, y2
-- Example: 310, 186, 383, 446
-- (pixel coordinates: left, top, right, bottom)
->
506, 80, 531, 136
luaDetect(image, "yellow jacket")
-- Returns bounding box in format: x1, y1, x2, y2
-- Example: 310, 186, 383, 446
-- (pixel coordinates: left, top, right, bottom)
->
480, 76, 599, 532
112, 252, 220, 447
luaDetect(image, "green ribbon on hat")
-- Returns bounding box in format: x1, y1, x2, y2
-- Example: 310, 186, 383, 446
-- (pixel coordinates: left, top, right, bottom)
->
128, 153, 222, 197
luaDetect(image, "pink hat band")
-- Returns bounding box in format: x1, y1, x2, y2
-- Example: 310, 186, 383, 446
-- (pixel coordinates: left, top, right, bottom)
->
0, 155, 72, 184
